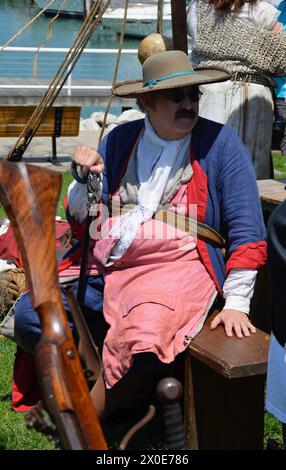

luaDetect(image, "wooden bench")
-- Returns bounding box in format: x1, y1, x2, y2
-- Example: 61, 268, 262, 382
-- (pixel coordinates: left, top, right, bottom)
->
0, 105, 81, 165
184, 311, 270, 449
183, 179, 286, 450
257, 179, 286, 215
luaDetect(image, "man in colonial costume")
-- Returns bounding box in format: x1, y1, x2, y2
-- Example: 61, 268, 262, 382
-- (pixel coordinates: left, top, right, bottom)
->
14, 51, 267, 417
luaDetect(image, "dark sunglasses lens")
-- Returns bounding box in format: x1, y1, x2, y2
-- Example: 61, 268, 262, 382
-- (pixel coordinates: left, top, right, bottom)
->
188, 88, 200, 102
171, 90, 184, 103
164, 87, 200, 103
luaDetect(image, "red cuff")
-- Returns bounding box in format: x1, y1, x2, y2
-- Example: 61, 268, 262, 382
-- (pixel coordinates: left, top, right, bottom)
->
226, 241, 267, 274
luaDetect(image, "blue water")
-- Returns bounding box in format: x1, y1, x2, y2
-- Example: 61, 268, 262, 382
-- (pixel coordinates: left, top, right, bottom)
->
0, 0, 142, 116
0, 0, 140, 48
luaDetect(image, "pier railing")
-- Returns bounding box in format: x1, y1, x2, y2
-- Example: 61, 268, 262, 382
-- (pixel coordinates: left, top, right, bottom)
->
0, 46, 141, 96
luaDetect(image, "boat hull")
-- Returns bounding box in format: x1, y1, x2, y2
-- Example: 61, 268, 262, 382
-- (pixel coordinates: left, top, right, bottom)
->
101, 18, 171, 38
34, 0, 85, 18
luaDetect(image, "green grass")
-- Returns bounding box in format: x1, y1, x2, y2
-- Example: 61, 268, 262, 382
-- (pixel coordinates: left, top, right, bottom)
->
272, 151, 286, 180
264, 412, 284, 448
0, 338, 55, 450
56, 171, 74, 219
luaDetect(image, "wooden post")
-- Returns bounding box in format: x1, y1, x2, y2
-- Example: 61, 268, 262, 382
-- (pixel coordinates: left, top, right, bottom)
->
184, 312, 270, 449
170, 0, 188, 53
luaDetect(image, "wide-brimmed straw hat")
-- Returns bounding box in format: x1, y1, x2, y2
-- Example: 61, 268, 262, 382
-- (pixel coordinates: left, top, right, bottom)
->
113, 50, 229, 98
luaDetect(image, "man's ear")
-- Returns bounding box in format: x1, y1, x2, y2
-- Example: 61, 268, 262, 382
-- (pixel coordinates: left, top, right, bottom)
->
138, 94, 153, 113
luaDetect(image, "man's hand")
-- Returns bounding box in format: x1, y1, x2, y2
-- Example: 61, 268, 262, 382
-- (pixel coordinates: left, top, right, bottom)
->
73, 146, 104, 176
210, 309, 256, 338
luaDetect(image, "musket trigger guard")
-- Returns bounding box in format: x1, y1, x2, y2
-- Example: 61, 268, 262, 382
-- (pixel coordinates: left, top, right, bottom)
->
71, 160, 88, 184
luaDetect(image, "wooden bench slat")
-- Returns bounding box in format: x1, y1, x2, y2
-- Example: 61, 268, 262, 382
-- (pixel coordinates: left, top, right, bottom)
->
187, 312, 270, 378
0, 115, 80, 125
257, 179, 286, 205
0, 106, 80, 137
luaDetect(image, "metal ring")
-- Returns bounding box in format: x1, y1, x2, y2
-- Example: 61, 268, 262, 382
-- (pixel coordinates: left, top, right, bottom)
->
71, 160, 88, 184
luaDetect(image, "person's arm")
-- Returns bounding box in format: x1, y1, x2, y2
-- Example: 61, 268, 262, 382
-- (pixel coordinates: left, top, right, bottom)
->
210, 128, 267, 337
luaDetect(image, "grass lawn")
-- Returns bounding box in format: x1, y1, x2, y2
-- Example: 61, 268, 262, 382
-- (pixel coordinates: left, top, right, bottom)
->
0, 338, 55, 450
0, 160, 285, 450
272, 151, 286, 180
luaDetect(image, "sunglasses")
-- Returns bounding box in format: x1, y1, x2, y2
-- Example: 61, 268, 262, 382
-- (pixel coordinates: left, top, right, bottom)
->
160, 86, 202, 103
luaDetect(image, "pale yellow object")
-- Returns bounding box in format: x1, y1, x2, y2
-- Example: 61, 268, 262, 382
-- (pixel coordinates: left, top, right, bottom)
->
138, 34, 167, 64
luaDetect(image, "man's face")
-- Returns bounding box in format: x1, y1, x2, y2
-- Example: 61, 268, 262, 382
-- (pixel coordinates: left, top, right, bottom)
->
140, 85, 200, 140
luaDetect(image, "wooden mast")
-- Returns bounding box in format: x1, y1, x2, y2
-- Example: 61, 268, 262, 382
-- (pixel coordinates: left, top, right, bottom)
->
170, 0, 188, 53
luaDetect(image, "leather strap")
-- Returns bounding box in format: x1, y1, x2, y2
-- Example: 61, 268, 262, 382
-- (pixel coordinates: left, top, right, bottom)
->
108, 203, 226, 249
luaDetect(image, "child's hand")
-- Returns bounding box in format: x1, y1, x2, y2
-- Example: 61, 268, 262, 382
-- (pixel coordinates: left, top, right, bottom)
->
210, 309, 256, 338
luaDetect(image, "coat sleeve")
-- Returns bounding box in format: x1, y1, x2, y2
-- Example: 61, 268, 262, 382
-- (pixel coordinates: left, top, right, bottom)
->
216, 128, 267, 273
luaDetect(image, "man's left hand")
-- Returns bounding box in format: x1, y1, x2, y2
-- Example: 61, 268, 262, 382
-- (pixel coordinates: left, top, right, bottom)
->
210, 309, 256, 338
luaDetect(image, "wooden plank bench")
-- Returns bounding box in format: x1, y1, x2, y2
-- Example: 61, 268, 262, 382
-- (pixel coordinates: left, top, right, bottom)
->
184, 311, 270, 449
0, 105, 81, 165
257, 179, 286, 210
182, 180, 286, 450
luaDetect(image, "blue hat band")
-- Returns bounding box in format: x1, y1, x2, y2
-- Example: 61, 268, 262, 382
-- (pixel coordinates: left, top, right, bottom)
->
143, 70, 195, 88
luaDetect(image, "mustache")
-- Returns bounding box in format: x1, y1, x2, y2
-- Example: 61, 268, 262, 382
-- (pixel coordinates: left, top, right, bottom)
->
175, 109, 197, 119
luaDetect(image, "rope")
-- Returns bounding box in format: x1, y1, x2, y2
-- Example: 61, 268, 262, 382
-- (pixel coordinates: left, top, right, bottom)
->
77, 0, 129, 310
157, 0, 163, 35
98, 0, 129, 147
0, 268, 26, 321
0, 0, 59, 50
6, 0, 113, 161
33, 0, 69, 79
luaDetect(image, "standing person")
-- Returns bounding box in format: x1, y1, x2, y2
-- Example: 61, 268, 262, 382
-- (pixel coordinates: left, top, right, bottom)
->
187, 0, 286, 179
272, 1, 286, 157
14, 51, 267, 418
265, 199, 286, 448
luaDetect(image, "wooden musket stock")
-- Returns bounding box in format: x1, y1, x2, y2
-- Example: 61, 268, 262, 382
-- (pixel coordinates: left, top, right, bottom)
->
0, 161, 107, 450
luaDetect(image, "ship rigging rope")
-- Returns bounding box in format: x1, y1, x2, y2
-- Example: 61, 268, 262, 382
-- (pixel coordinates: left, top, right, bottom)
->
98, 0, 129, 146
33, 0, 69, 79
6, 0, 115, 161
0, 0, 59, 50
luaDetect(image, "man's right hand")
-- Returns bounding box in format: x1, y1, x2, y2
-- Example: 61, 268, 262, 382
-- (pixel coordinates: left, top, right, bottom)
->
73, 146, 104, 177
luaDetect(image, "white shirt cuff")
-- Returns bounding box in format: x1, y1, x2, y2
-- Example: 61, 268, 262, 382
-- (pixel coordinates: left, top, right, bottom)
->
223, 268, 258, 315
224, 295, 251, 314
67, 180, 88, 223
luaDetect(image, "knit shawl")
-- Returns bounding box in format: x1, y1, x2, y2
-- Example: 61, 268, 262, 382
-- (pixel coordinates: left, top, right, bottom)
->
192, 0, 286, 76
